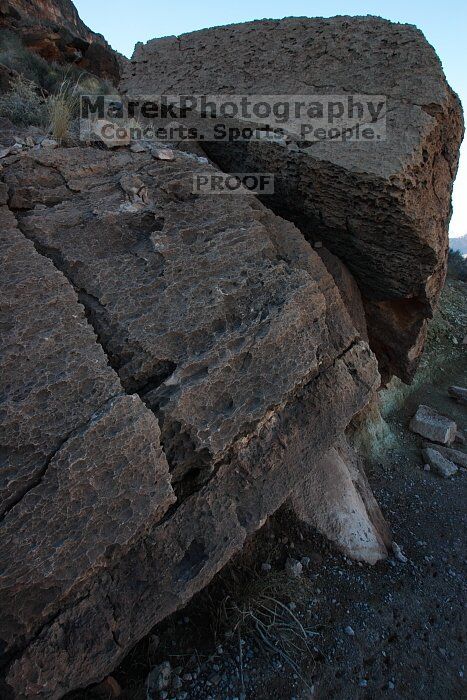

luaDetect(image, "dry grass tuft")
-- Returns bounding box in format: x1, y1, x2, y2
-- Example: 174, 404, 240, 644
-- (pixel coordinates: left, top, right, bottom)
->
47, 78, 80, 143
216, 571, 318, 688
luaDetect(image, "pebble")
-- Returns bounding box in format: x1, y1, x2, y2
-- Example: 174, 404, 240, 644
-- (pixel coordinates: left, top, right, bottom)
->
359, 679, 368, 687
392, 542, 408, 563
344, 625, 355, 636
40, 138, 59, 149
285, 557, 303, 577
261, 562, 271, 572
153, 148, 175, 160
171, 675, 182, 690
146, 660, 172, 693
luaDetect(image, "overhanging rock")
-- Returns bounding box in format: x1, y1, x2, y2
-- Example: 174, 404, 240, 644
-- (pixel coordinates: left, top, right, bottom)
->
122, 16, 464, 381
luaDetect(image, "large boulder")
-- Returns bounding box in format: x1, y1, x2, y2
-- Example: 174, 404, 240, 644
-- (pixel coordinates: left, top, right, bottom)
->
0, 145, 380, 697
121, 16, 464, 381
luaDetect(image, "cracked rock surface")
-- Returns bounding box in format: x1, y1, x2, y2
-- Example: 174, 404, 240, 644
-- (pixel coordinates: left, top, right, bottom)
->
122, 16, 464, 381
0, 145, 381, 697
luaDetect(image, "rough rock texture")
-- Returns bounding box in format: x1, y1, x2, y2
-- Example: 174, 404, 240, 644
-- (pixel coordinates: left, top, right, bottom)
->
409, 404, 457, 444
0, 0, 123, 83
288, 437, 391, 564
424, 443, 467, 469
0, 204, 175, 658
422, 447, 458, 477
0, 145, 380, 697
122, 16, 464, 381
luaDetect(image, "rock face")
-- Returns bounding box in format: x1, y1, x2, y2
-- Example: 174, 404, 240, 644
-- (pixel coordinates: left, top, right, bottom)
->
122, 16, 464, 381
0, 0, 122, 83
0, 145, 381, 697
289, 437, 391, 564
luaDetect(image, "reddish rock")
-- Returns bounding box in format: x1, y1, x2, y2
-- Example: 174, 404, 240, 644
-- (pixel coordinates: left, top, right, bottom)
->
0, 0, 123, 83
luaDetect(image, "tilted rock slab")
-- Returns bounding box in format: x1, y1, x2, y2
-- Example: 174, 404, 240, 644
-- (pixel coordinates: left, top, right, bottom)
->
0, 146, 380, 697
122, 16, 464, 381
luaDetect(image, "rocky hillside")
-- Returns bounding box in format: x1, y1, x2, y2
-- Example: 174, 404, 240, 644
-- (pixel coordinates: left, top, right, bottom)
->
0, 0, 122, 82
0, 10, 464, 700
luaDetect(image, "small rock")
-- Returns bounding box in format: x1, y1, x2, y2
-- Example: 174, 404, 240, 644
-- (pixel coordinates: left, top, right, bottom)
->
424, 443, 467, 469
119, 173, 149, 204
359, 679, 368, 687
409, 405, 457, 444
344, 625, 355, 636
388, 681, 395, 690
285, 557, 303, 577
423, 463, 430, 471
153, 148, 175, 161
422, 447, 458, 477
261, 562, 271, 572
300, 556, 311, 567
40, 138, 59, 149
146, 661, 172, 696
392, 542, 408, 563
92, 120, 131, 148
448, 385, 467, 406
25, 136, 35, 148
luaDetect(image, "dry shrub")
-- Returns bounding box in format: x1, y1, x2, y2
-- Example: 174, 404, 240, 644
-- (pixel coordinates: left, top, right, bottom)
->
0, 74, 46, 126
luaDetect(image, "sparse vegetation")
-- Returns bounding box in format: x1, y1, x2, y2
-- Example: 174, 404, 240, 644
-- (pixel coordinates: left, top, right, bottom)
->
219, 572, 317, 684
0, 30, 113, 96
0, 75, 47, 126
447, 247, 467, 282
47, 79, 80, 142
0, 28, 113, 140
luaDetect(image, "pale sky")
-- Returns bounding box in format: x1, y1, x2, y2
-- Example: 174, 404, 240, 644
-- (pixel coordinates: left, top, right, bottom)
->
75, 0, 466, 238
